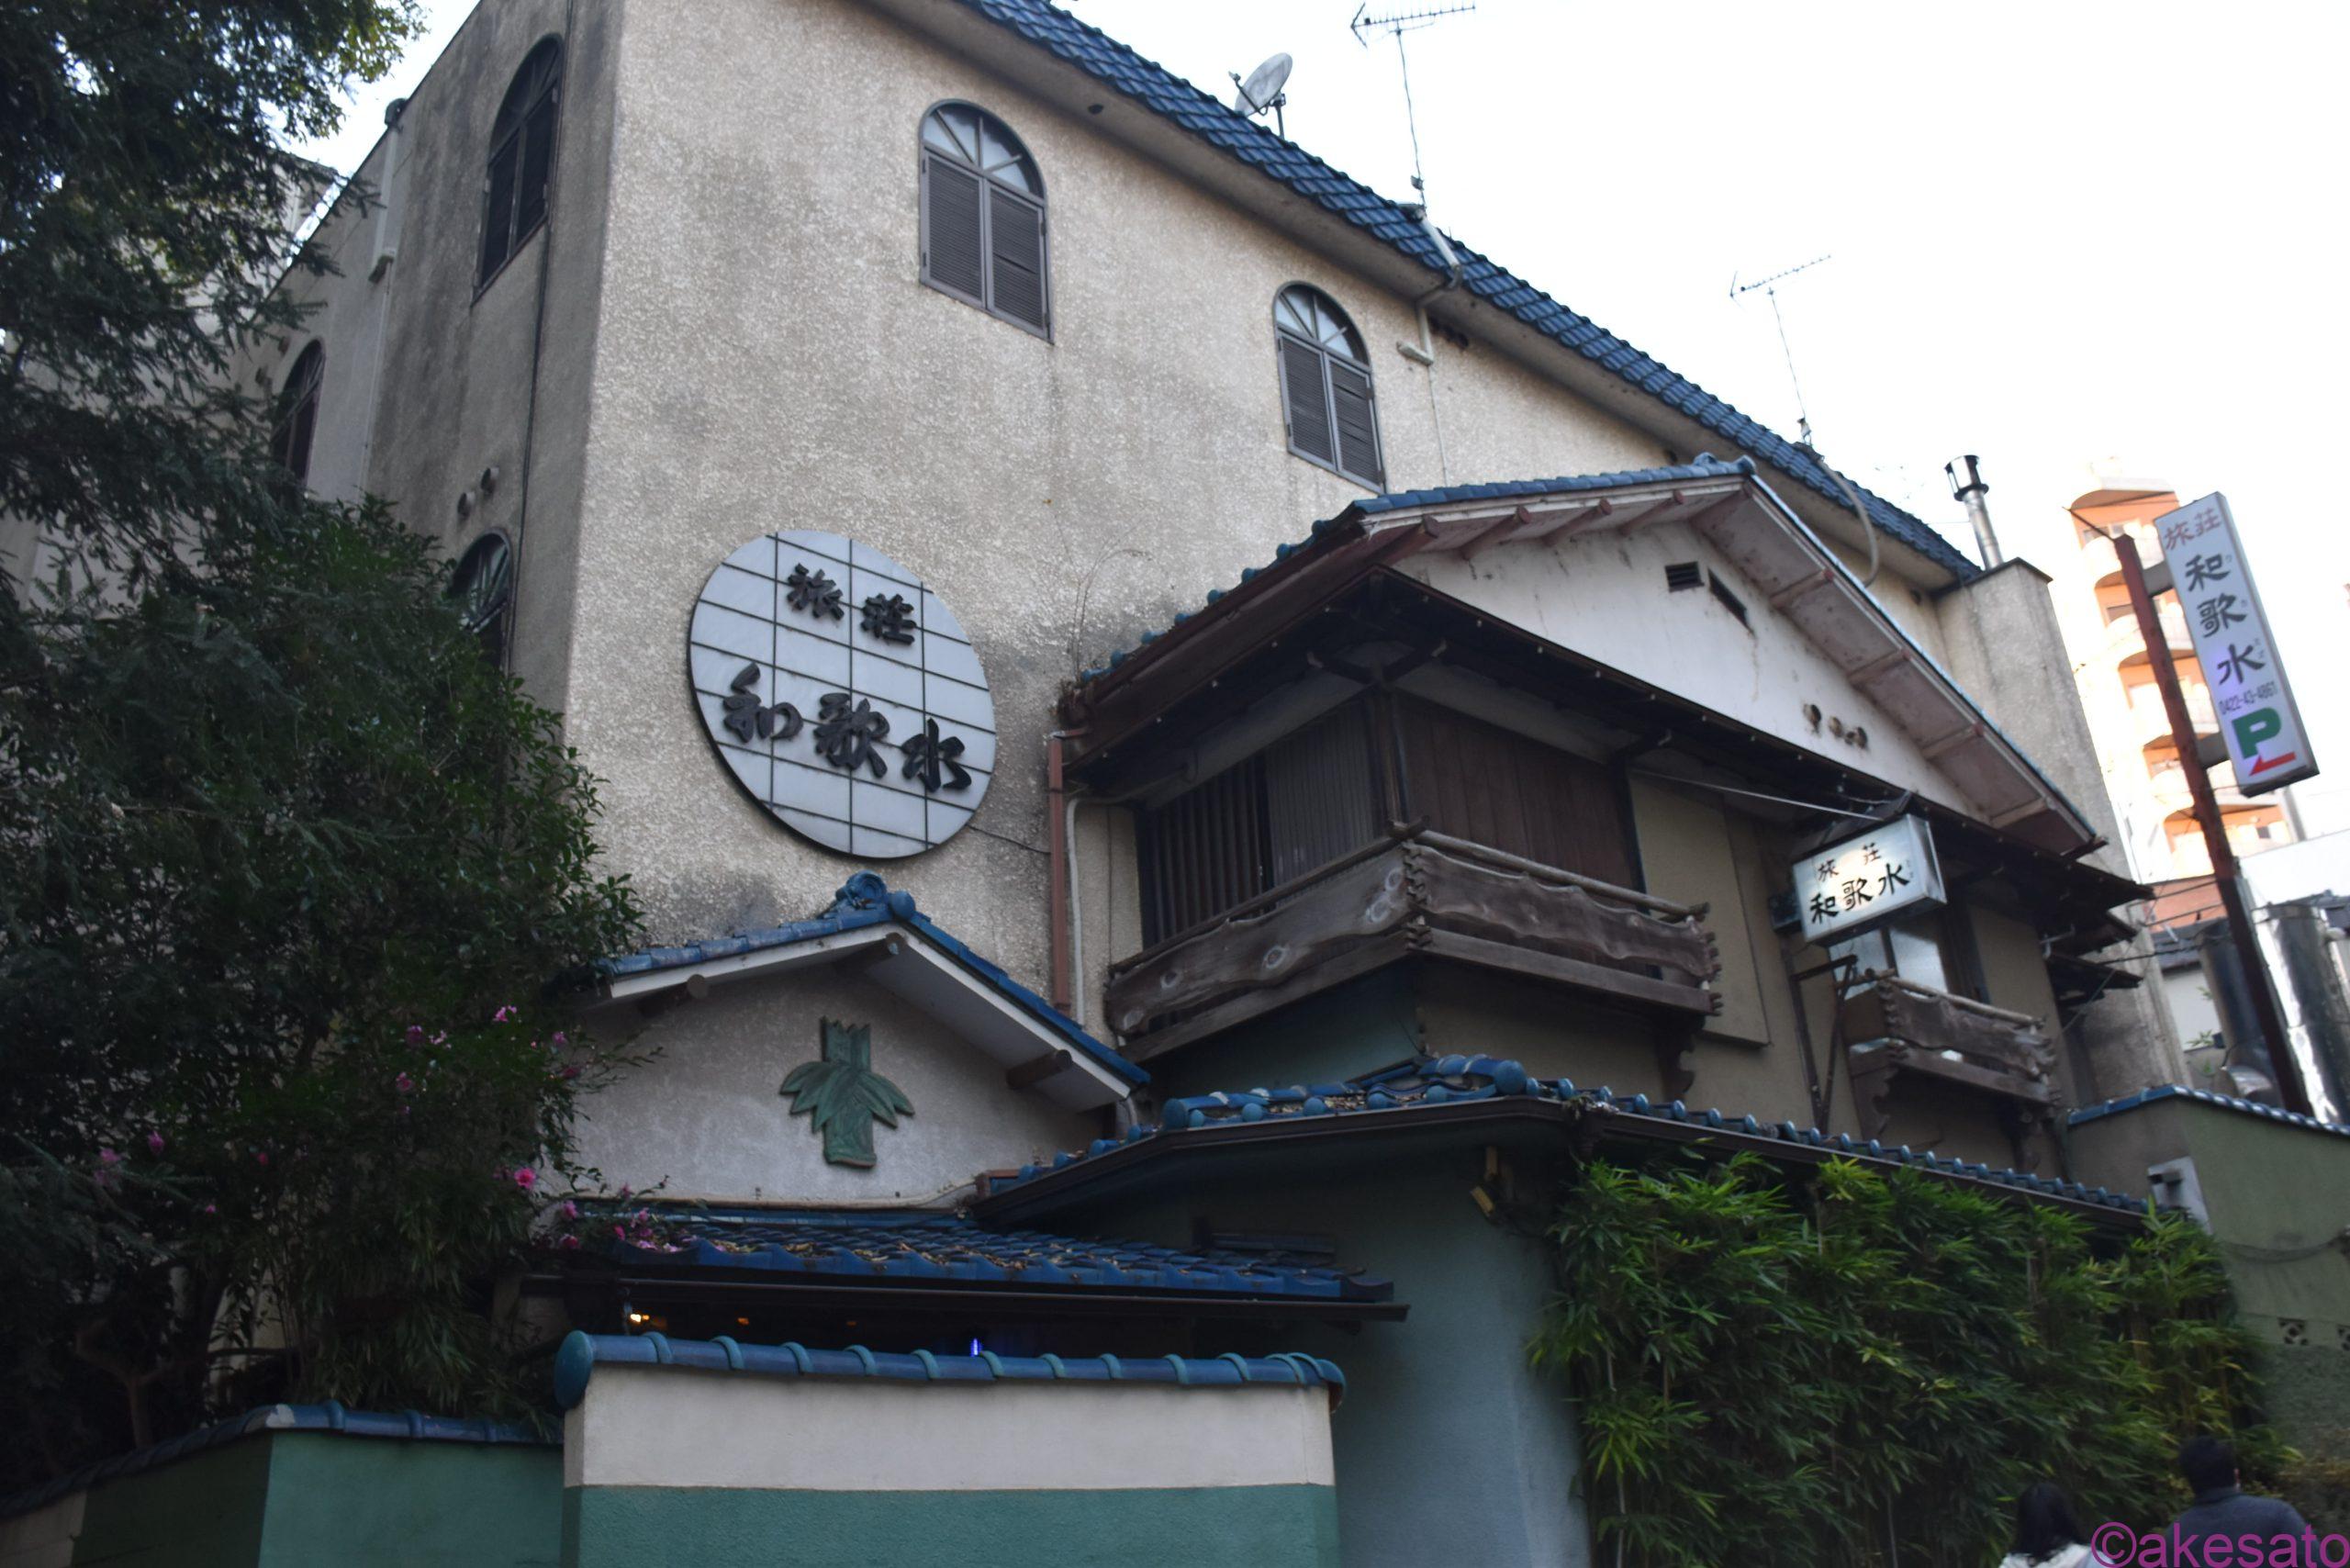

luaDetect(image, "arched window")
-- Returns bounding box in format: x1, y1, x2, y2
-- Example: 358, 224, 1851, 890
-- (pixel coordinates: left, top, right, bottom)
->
449, 531, 516, 664
920, 103, 1048, 336
270, 341, 324, 486
478, 39, 562, 288
1275, 286, 1382, 487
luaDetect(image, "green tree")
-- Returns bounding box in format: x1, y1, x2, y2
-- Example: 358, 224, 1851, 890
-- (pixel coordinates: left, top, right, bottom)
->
0, 2, 645, 1488
1531, 1151, 2281, 1568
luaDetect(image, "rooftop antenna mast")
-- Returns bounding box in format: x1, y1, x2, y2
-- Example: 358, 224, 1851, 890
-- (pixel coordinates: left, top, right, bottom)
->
1729, 253, 1832, 446
1349, 3, 1475, 213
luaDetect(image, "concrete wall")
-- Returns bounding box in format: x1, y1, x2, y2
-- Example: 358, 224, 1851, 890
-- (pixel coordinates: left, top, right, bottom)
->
576, 967, 1101, 1204
0, 1434, 560, 1568
2068, 1095, 2350, 1444
560, 1366, 1340, 1568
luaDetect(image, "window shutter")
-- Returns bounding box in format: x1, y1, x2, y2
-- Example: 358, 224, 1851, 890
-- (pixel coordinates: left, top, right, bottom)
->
923, 154, 985, 304
988, 190, 1046, 331
1327, 359, 1382, 486
1280, 337, 1335, 465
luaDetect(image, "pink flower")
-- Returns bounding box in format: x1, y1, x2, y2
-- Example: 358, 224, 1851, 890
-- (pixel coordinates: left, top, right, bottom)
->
559, 1234, 581, 1250
98, 1148, 122, 1166
405, 1025, 425, 1046
511, 1168, 537, 1191
395, 1072, 414, 1093
561, 1200, 579, 1220
557, 1065, 582, 1081
612, 1224, 627, 1241
202, 1203, 218, 1215
493, 1005, 515, 1024
255, 1151, 269, 1166
551, 1032, 569, 1048
146, 1132, 165, 1154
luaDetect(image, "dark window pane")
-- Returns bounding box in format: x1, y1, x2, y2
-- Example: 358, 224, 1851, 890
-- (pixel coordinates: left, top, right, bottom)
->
923, 154, 985, 303
1327, 358, 1382, 487
271, 343, 324, 485
988, 190, 1046, 330
480, 137, 519, 281
1280, 336, 1335, 464
514, 96, 556, 241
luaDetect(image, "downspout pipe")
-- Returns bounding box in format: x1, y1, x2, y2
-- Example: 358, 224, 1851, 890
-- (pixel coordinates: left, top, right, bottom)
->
1395, 208, 1462, 367
1046, 730, 1079, 1014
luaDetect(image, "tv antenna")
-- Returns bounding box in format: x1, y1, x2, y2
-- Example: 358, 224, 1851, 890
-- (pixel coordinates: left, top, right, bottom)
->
1729, 253, 1832, 446
1228, 52, 1293, 140
1349, 3, 1474, 210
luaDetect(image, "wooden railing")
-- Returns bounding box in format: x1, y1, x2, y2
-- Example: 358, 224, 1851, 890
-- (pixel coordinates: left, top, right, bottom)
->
1103, 825, 1720, 1057
1841, 973, 2055, 1135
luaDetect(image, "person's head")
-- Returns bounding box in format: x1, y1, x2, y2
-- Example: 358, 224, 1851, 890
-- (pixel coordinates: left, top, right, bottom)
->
2178, 1435, 2238, 1495
2012, 1482, 2085, 1556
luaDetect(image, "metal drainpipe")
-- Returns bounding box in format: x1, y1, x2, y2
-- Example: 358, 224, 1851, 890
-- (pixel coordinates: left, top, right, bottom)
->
353, 96, 407, 490
1395, 210, 1461, 487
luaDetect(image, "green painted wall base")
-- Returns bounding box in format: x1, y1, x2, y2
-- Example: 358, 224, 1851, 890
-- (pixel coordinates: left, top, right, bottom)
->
561, 1484, 1341, 1568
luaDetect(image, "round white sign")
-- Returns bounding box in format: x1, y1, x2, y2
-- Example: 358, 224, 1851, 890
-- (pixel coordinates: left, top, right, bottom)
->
688, 532, 994, 857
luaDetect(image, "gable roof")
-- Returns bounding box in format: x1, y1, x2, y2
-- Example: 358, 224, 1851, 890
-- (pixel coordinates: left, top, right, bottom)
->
977, 1053, 2145, 1225
923, 0, 1975, 582
597, 871, 1145, 1106
1061, 459, 2097, 852
591, 1205, 1395, 1305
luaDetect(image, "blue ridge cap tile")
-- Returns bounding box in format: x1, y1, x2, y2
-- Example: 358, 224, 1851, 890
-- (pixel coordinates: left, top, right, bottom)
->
554, 1331, 1346, 1410
988, 1056, 2146, 1208
589, 1205, 1392, 1304
0, 1403, 547, 1522
2068, 1082, 2350, 1138
947, 0, 1974, 585
596, 872, 1144, 1087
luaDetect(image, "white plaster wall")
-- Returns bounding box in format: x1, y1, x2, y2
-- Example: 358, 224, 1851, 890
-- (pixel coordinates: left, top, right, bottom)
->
1403, 520, 1984, 814
559, 0, 1675, 984
563, 1365, 1337, 1491
575, 968, 1098, 1204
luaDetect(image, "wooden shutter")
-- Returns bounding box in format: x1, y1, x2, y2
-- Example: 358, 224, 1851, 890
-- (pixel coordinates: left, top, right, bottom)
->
1396, 699, 1637, 890
1138, 758, 1270, 945
1280, 337, 1336, 464
988, 189, 1047, 331
923, 154, 986, 304
1327, 359, 1382, 487
1264, 703, 1381, 883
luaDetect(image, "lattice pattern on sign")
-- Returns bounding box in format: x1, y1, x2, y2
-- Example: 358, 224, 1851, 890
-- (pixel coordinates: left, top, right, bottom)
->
688, 532, 995, 857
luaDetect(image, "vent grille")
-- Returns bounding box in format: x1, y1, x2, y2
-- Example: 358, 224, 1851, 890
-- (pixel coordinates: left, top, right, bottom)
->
1708, 571, 1751, 629
1664, 562, 1702, 591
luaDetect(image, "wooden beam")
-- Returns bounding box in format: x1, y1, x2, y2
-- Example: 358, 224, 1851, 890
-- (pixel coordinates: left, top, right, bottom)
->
1416, 929, 1719, 1016
1005, 1048, 1073, 1092
1920, 722, 1985, 761
1767, 568, 1837, 610
1845, 647, 1910, 689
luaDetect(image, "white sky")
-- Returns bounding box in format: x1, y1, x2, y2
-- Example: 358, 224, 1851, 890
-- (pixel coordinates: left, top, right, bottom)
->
300, 0, 2350, 835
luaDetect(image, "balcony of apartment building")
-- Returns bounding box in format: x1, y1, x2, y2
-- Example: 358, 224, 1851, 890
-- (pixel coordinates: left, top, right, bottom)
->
1099, 691, 1721, 1062
2121, 650, 2216, 743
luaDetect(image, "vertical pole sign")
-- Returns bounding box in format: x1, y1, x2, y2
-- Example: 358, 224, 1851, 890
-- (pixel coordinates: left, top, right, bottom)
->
2154, 493, 2318, 794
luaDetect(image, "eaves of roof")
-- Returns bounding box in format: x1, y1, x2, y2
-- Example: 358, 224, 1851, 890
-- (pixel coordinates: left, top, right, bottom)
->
974, 1054, 2147, 1226
2069, 1083, 2350, 1140
933, 0, 1976, 582
597, 872, 1146, 1093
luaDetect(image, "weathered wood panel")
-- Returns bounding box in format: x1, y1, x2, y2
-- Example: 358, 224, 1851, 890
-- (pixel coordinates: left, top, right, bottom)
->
1409, 844, 1720, 986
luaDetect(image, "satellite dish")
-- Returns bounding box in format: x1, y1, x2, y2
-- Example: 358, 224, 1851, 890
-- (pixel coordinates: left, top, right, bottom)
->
1230, 52, 1292, 118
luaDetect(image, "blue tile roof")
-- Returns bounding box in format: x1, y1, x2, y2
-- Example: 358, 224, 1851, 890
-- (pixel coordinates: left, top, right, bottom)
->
952, 0, 1974, 578
598, 1205, 1392, 1302
1076, 455, 1754, 683
0, 1404, 545, 1521
599, 871, 1145, 1087
985, 1053, 2144, 1211
554, 1330, 1346, 1410
2068, 1082, 2350, 1138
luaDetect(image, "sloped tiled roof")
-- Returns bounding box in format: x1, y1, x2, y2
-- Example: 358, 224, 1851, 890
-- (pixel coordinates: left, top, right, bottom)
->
947, 0, 1973, 578
554, 1331, 1346, 1410
2069, 1082, 2350, 1139
599, 1206, 1392, 1303
599, 871, 1146, 1087
984, 1054, 2143, 1213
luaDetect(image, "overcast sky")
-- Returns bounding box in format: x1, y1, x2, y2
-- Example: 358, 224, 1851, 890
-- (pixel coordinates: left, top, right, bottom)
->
300, 0, 2350, 835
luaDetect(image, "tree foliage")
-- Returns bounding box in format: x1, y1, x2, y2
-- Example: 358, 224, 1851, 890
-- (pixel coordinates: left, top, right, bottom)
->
0, 1, 646, 1491
1532, 1152, 2284, 1568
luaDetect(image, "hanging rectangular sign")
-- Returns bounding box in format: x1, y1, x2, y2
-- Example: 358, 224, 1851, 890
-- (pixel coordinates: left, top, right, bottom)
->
2153, 492, 2318, 797
1795, 814, 1945, 945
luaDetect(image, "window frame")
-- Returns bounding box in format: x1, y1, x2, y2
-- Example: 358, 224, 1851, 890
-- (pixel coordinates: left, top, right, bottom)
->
269, 340, 325, 487
1272, 285, 1383, 491
449, 529, 517, 667
476, 36, 564, 297
917, 100, 1052, 342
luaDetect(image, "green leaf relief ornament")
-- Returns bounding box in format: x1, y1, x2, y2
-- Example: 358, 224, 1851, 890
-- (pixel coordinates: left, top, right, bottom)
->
779, 1019, 912, 1168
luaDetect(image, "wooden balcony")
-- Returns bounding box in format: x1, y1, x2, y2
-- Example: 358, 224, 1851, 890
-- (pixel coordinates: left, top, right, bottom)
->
1842, 974, 2055, 1138
1103, 826, 1721, 1060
